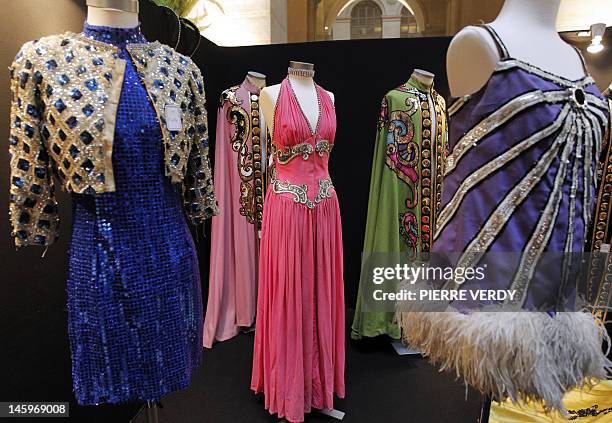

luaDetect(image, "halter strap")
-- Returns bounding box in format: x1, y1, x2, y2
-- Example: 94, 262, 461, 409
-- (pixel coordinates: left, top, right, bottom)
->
479, 24, 510, 60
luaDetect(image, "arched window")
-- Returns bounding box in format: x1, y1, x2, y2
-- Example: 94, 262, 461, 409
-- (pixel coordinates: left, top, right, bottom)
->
400, 6, 419, 37
350, 1, 382, 40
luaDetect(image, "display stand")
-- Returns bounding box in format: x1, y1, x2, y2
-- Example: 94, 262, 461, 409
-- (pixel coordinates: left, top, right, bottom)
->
316, 408, 346, 420
479, 395, 492, 423
146, 401, 159, 423
391, 340, 421, 356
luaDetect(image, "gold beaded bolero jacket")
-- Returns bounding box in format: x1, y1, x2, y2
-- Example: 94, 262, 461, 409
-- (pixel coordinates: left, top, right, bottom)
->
8, 33, 218, 247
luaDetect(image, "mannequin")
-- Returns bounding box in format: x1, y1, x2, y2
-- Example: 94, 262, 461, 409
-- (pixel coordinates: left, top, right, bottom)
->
260, 61, 335, 137
86, 0, 139, 28
447, 0, 586, 97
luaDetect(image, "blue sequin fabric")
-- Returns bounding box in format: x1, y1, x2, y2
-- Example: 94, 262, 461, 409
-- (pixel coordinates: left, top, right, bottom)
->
67, 23, 202, 405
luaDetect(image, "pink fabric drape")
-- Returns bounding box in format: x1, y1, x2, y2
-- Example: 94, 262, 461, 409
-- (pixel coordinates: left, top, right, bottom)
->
204, 81, 260, 348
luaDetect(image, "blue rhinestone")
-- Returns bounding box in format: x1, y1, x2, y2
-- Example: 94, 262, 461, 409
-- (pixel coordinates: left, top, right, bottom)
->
174, 79, 182, 89
33, 235, 46, 245
69, 145, 79, 158
22, 143, 30, 153
81, 159, 94, 174
12, 176, 24, 188
179, 57, 188, 65
24, 124, 35, 138
9, 136, 18, 146
80, 131, 93, 144
76, 66, 87, 75
14, 116, 21, 128
34, 71, 43, 84
26, 104, 39, 118
20, 72, 29, 88
61, 39, 70, 46
43, 204, 56, 214
30, 184, 42, 195
96, 173, 105, 183
66, 116, 78, 129
161, 67, 169, 77
170, 91, 176, 101
45, 85, 53, 97
37, 220, 50, 229
104, 72, 112, 81
92, 57, 104, 66
42, 127, 50, 141
16, 230, 28, 240
82, 104, 95, 117
52, 144, 61, 155
69, 89, 82, 100
171, 154, 181, 166
35, 47, 45, 56
62, 158, 70, 169
56, 74, 70, 85
164, 57, 171, 65
95, 119, 105, 132
177, 68, 185, 76
34, 167, 46, 179
154, 79, 164, 89
25, 60, 32, 69
17, 159, 30, 171
54, 99, 66, 113
147, 49, 155, 57
72, 174, 82, 185
65, 51, 74, 62
18, 212, 30, 224
85, 79, 98, 91
45, 59, 57, 70
58, 130, 67, 141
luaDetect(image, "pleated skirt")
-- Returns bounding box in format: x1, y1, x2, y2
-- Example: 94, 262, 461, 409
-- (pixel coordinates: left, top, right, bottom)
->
251, 192, 345, 423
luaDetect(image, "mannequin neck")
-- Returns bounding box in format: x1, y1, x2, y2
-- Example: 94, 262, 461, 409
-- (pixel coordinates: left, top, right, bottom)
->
495, 0, 561, 30
288, 74, 314, 87
411, 70, 434, 89
247, 72, 266, 90
87, 6, 139, 28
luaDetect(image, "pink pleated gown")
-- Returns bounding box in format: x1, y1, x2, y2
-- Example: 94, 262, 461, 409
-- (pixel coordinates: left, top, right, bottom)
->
251, 78, 345, 423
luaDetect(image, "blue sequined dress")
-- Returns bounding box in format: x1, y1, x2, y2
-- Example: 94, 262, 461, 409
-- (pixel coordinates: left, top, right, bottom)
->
67, 23, 202, 405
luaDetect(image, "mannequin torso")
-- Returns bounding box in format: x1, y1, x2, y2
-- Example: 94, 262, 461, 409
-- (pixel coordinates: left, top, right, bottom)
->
447, 0, 586, 97
261, 65, 334, 137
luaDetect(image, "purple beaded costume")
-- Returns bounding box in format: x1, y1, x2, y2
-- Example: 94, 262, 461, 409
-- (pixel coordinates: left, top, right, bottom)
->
67, 24, 202, 405
434, 25, 610, 310
397, 25, 611, 411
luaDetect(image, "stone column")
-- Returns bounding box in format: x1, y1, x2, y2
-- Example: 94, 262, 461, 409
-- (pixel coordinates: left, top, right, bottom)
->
333, 17, 351, 40
382, 15, 401, 38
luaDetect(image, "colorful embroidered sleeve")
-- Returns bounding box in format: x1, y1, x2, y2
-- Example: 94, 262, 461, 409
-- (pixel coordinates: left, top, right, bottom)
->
183, 63, 218, 224
8, 45, 60, 247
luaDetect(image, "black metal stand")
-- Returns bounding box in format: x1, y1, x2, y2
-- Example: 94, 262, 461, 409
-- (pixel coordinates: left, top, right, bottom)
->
146, 401, 159, 423
479, 394, 492, 423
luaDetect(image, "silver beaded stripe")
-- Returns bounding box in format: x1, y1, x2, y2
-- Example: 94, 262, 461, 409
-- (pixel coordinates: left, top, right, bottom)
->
434, 104, 572, 240
505, 118, 578, 307
558, 118, 583, 304
442, 113, 575, 292
495, 60, 595, 88
445, 90, 569, 176
447, 95, 471, 117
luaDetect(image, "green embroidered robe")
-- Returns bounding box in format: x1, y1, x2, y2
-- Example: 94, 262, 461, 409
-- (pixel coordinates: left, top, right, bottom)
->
351, 76, 448, 339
